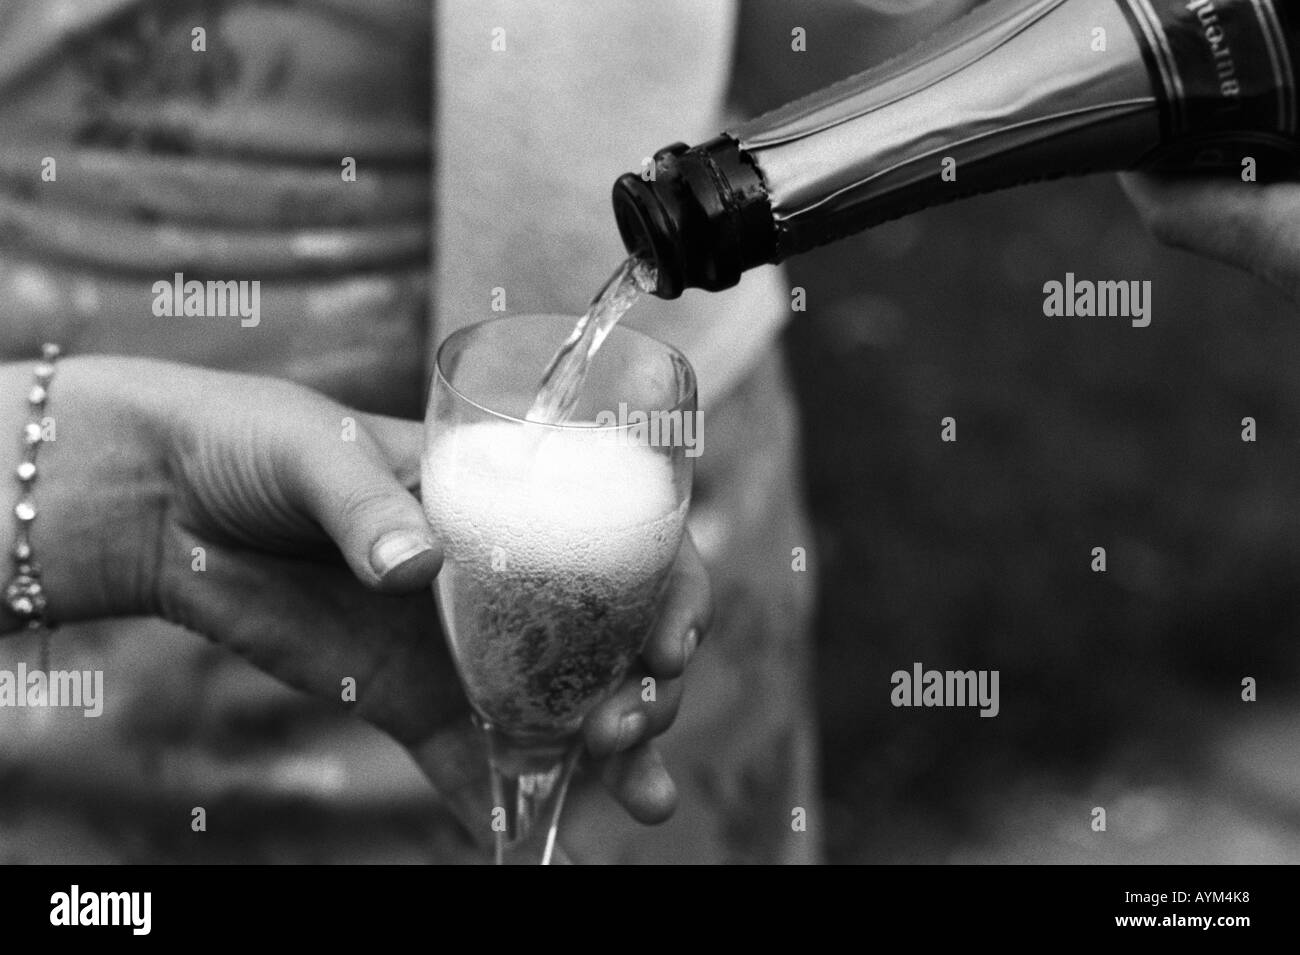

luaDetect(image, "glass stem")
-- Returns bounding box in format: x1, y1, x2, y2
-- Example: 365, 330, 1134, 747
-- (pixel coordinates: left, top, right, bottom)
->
483, 723, 582, 865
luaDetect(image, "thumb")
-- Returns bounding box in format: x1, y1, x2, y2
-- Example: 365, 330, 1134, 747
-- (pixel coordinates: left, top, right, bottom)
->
282, 417, 441, 593
357, 412, 426, 492
1119, 172, 1300, 302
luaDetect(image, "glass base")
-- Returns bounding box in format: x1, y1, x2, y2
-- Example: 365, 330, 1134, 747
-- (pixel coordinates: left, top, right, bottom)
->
482, 722, 582, 865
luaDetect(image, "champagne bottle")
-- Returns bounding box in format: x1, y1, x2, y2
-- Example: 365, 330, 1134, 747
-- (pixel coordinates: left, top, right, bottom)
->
612, 0, 1299, 298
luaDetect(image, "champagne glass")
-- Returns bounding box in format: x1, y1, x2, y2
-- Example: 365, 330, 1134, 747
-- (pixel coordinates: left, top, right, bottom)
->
422, 314, 696, 864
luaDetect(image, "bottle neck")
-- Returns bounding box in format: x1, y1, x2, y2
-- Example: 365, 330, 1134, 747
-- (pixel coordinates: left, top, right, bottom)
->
615, 0, 1300, 298
731, 0, 1162, 262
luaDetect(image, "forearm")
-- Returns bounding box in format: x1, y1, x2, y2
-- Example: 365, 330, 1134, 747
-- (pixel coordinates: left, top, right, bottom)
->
0, 356, 168, 633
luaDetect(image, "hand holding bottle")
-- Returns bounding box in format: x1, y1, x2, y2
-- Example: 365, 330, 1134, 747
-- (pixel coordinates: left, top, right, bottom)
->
1121, 172, 1300, 305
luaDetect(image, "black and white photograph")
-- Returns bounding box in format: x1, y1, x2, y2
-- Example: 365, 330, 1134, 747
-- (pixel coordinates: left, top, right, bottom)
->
0, 0, 1294, 911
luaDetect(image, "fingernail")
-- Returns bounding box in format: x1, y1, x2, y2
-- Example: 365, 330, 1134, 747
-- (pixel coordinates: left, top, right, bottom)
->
681, 627, 700, 665
370, 532, 434, 578
615, 711, 646, 752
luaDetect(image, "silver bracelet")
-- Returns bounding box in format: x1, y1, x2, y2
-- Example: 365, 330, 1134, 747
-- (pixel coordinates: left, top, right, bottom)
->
5, 343, 61, 670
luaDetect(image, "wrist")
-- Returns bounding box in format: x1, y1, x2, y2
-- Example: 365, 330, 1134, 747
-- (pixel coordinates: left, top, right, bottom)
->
0, 355, 171, 633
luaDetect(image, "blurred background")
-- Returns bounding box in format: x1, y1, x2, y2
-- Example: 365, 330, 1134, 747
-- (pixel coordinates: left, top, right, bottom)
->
3, 0, 1299, 863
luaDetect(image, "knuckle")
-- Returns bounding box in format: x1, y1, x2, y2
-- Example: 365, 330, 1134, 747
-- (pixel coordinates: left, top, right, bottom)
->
1141, 205, 1186, 249
336, 481, 399, 532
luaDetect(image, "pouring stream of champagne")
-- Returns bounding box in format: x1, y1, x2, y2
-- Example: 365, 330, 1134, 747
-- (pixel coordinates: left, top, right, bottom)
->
525, 257, 658, 426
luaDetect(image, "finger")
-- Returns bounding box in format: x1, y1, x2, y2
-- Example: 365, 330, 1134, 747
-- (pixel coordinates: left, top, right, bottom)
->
638, 533, 712, 679
160, 535, 465, 747
407, 720, 496, 852
600, 741, 678, 825
583, 671, 684, 759
1119, 172, 1300, 300
358, 413, 425, 491
281, 422, 441, 592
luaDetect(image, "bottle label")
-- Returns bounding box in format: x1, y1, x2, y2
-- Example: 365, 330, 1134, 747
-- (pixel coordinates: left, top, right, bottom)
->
1120, 0, 1297, 138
